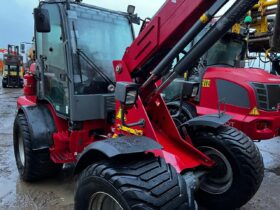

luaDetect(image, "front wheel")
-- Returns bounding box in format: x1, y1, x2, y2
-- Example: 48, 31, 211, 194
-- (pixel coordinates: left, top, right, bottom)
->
75, 154, 191, 210
193, 126, 264, 210
13, 113, 62, 181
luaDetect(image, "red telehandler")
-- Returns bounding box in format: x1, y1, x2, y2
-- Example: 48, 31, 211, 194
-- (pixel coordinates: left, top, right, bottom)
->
14, 0, 263, 210
166, 0, 280, 141
166, 29, 280, 140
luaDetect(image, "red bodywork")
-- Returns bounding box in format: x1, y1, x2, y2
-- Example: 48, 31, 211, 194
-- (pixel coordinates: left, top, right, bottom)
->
197, 67, 280, 140
17, 0, 218, 172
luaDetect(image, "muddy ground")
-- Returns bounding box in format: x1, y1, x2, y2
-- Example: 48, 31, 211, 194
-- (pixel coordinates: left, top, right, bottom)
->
0, 78, 280, 210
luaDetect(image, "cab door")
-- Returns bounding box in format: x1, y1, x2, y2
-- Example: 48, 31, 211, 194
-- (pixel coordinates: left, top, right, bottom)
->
35, 4, 69, 116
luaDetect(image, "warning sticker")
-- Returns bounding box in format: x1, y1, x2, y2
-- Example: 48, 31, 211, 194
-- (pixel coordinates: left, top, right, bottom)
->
116, 108, 127, 121
202, 79, 211, 88
249, 107, 260, 116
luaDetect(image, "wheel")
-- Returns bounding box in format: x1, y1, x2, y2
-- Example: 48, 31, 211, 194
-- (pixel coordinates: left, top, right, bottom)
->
2, 81, 7, 88
167, 101, 197, 138
19, 79, 24, 88
192, 126, 264, 210
13, 113, 62, 182
75, 154, 191, 210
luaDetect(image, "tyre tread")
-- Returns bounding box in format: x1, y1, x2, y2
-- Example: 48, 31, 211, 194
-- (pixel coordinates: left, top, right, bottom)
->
14, 113, 61, 181
194, 126, 264, 209
76, 155, 189, 210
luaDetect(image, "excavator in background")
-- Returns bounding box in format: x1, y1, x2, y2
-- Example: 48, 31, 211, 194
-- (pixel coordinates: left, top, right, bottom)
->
166, 0, 280, 141
2, 45, 24, 88
14, 0, 263, 210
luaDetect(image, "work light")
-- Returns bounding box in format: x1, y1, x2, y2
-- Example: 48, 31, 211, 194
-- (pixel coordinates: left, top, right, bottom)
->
115, 82, 139, 107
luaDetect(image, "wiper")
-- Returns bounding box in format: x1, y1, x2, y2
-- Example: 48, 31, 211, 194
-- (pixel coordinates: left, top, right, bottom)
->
72, 21, 114, 86
72, 22, 83, 83
77, 49, 115, 86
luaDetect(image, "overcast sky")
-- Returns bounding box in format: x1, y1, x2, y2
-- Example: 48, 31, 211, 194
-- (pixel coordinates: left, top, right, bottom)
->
0, 0, 164, 51
0, 0, 234, 57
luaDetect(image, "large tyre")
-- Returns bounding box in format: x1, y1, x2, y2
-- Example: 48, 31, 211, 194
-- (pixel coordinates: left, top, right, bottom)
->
192, 126, 264, 210
75, 154, 190, 210
13, 113, 62, 182
167, 101, 197, 138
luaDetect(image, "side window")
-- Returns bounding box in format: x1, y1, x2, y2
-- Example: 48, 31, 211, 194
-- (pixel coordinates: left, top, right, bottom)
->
40, 4, 69, 115
216, 79, 250, 108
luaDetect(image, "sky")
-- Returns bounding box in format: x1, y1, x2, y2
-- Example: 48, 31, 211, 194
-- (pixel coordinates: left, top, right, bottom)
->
0, 0, 164, 52
0, 0, 234, 59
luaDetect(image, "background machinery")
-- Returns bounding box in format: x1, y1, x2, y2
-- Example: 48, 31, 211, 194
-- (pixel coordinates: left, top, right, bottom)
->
14, 0, 264, 210
2, 45, 24, 88
167, 0, 280, 140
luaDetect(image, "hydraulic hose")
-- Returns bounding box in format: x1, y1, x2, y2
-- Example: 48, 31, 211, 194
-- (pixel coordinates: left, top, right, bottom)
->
151, 0, 259, 100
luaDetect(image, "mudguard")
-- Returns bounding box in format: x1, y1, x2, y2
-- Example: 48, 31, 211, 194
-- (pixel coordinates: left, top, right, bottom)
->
18, 105, 56, 150
75, 136, 162, 174
186, 113, 232, 129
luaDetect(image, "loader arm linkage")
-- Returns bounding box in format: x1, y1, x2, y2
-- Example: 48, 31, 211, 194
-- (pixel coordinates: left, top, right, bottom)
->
113, 0, 259, 172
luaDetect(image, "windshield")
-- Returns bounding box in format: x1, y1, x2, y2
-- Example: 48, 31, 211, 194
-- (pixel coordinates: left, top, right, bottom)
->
70, 5, 133, 95
206, 35, 246, 67
185, 27, 246, 67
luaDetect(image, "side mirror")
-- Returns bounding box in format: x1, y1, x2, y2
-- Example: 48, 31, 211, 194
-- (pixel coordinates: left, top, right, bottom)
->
34, 8, 50, 33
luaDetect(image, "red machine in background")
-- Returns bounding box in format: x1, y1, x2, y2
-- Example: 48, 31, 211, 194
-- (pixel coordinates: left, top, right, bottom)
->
14, 0, 263, 210
165, 13, 280, 141
198, 66, 280, 140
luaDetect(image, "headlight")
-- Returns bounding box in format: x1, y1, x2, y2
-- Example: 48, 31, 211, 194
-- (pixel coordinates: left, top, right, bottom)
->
125, 90, 138, 106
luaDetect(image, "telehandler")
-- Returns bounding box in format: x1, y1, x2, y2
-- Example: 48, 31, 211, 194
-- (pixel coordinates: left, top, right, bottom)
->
2, 45, 24, 88
14, 0, 263, 209
166, 0, 280, 140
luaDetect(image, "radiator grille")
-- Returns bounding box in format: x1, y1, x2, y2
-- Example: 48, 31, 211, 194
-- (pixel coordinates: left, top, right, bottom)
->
252, 83, 280, 111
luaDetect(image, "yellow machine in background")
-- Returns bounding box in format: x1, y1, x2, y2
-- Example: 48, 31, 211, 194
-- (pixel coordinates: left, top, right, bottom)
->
2, 45, 24, 88
230, 0, 280, 74
249, 0, 279, 52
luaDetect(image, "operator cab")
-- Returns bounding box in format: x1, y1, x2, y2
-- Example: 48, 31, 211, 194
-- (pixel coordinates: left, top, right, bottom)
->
204, 33, 247, 68
34, 1, 134, 121
188, 25, 247, 69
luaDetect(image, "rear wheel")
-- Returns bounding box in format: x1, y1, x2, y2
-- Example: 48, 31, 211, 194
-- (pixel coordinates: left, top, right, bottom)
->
192, 126, 264, 210
75, 154, 191, 210
13, 113, 62, 182
2, 81, 7, 88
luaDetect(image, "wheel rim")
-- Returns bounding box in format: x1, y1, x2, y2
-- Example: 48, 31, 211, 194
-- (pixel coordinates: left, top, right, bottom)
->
89, 192, 123, 210
198, 146, 233, 195
18, 135, 25, 167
